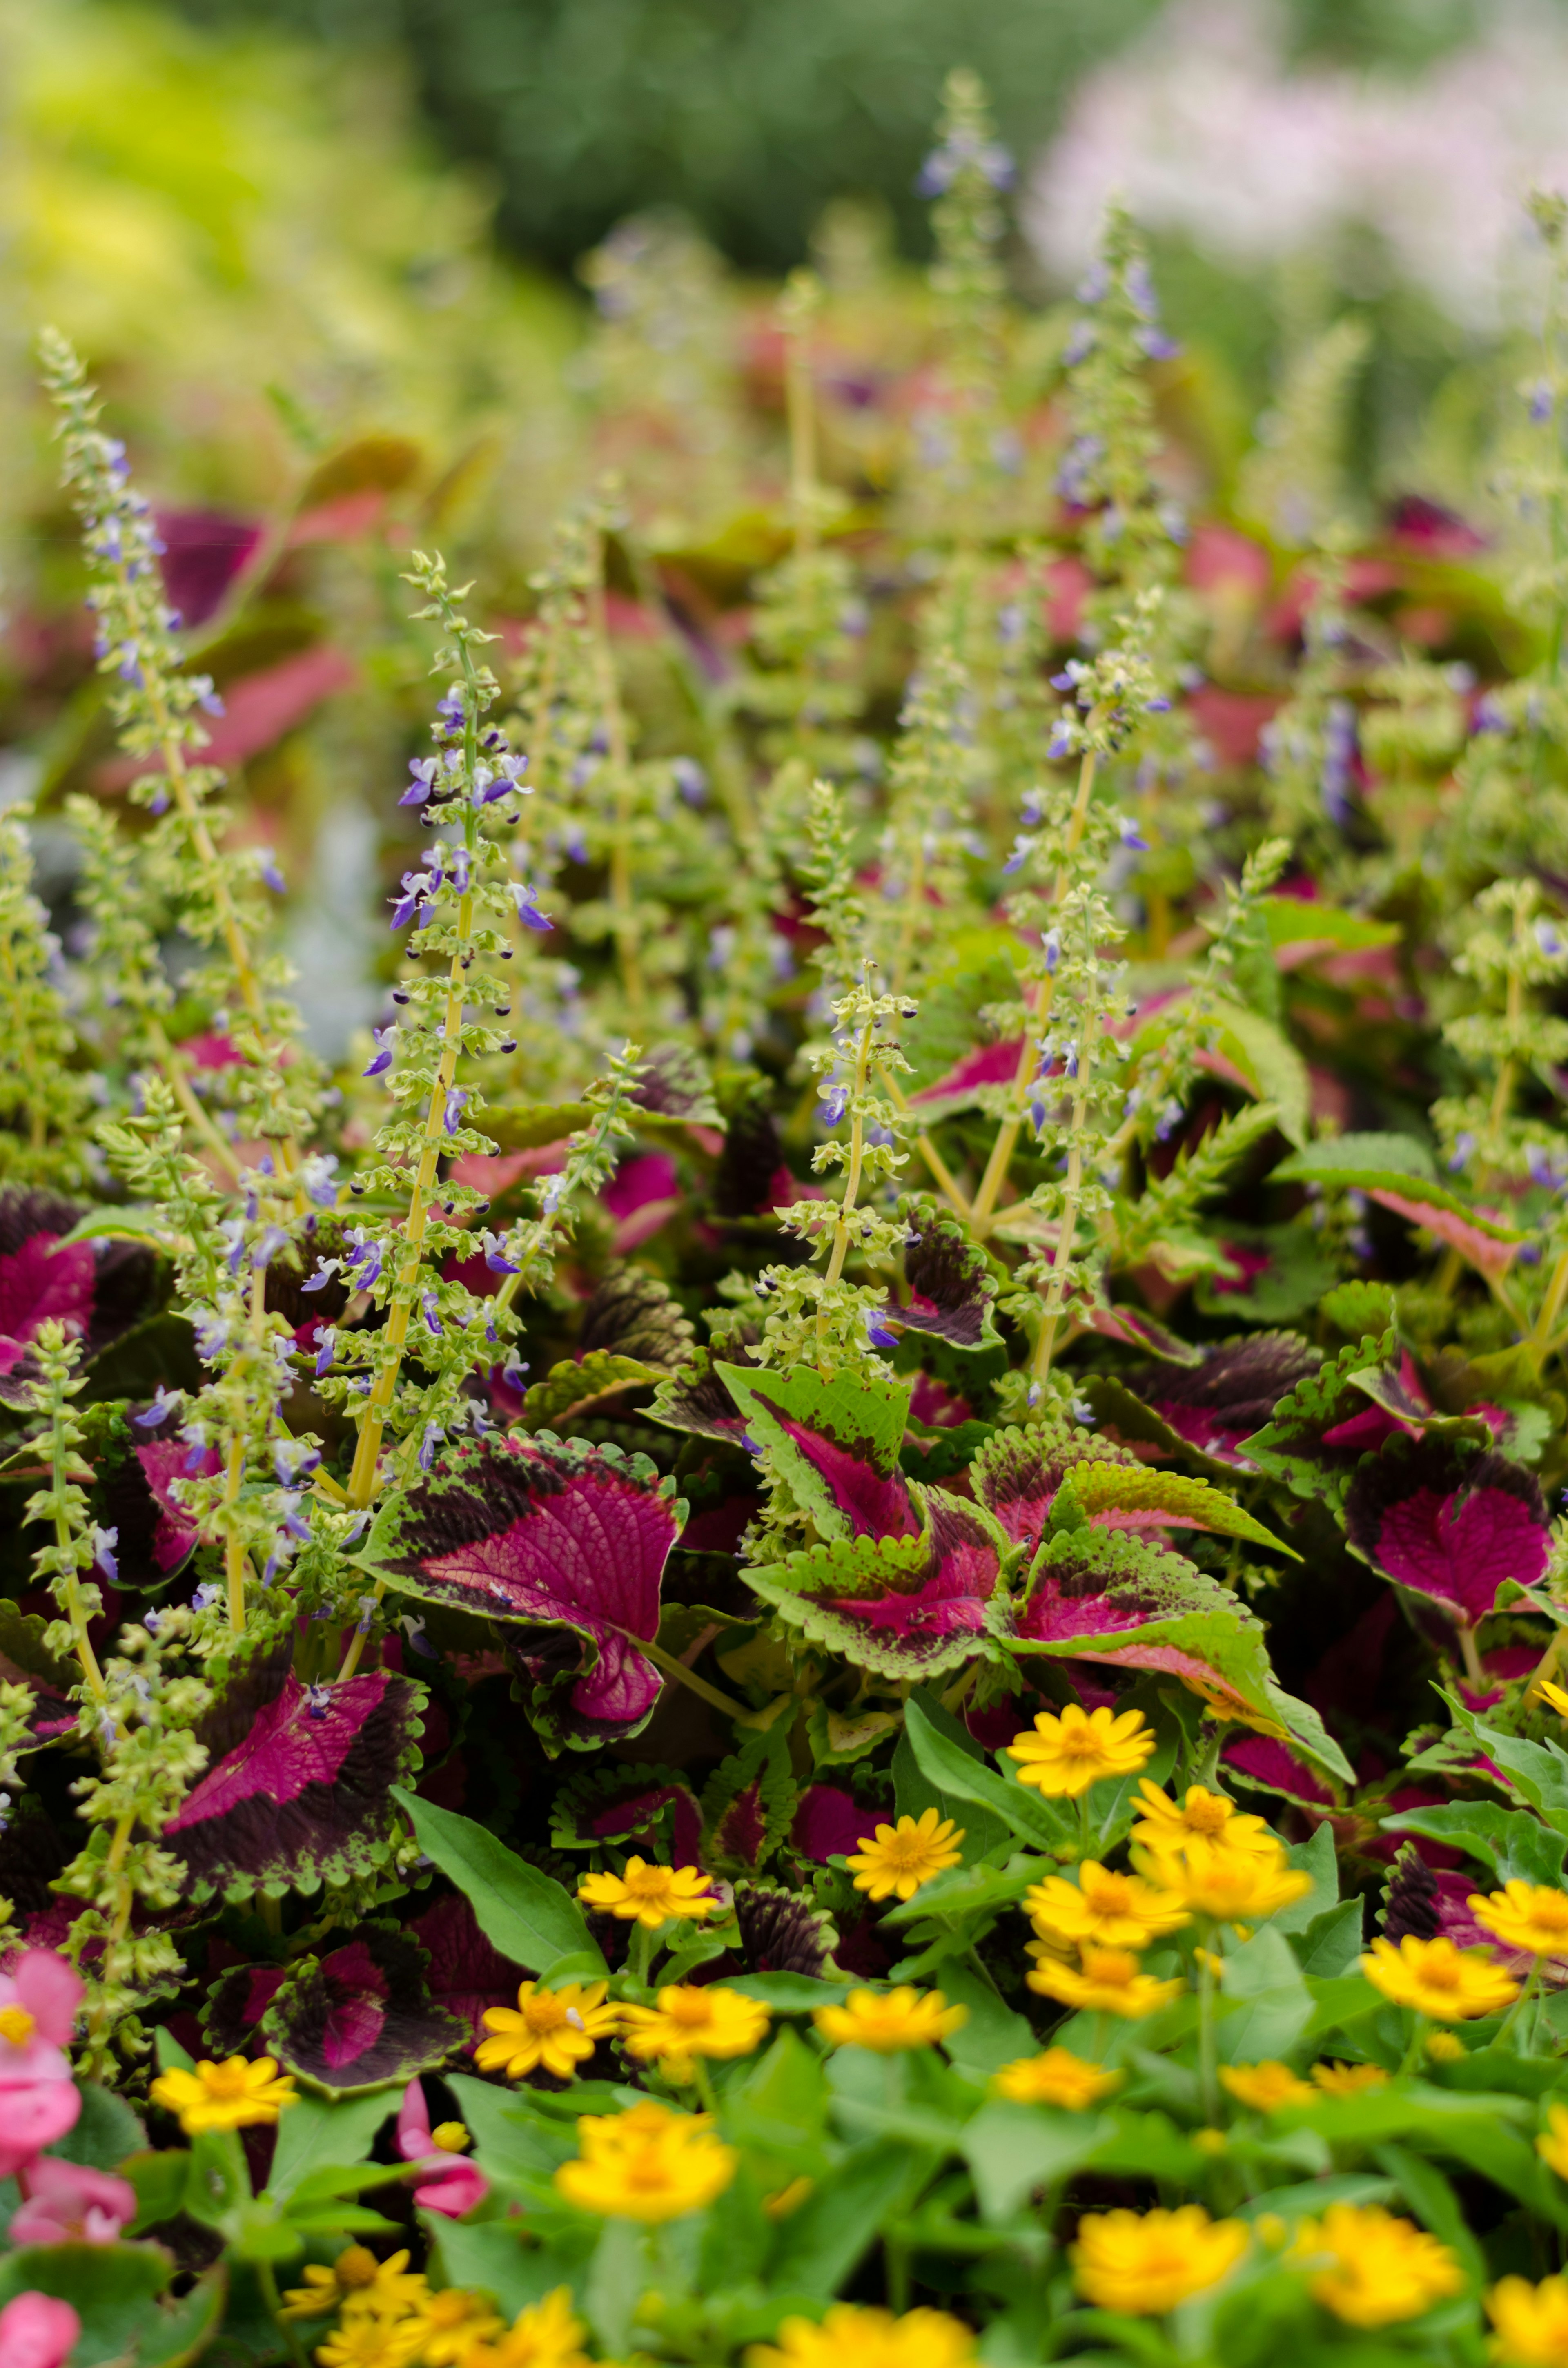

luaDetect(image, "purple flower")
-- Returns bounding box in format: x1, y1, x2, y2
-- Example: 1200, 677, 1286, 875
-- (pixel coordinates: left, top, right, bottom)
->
1002, 834, 1035, 875
345, 1231, 383, 1290
419, 1423, 444, 1472
90, 1525, 118, 1583
259, 855, 286, 893
134, 1383, 183, 1427
278, 1492, 312, 1544
302, 1256, 342, 1293
401, 757, 439, 807
821, 1081, 849, 1126
1048, 721, 1076, 761
314, 1327, 337, 1378
273, 1438, 321, 1486
363, 1025, 396, 1079
443, 1087, 469, 1138
862, 1307, 900, 1350
251, 1225, 289, 1269
672, 757, 707, 805
421, 1289, 444, 1336
390, 872, 426, 929
481, 1231, 521, 1275
514, 881, 553, 932
1118, 816, 1150, 850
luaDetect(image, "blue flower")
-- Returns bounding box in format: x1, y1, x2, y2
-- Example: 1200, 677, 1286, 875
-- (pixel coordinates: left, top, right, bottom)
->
1117, 816, 1150, 850
90, 1525, 118, 1583
862, 1305, 900, 1350
134, 1383, 184, 1427
443, 1086, 469, 1137
314, 1327, 337, 1378
363, 1024, 396, 1079
514, 881, 553, 932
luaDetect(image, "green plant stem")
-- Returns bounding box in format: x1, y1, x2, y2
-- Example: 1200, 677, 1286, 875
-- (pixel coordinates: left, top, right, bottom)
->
258, 2262, 308, 2368
636, 1634, 748, 1721
1196, 1934, 1218, 2123
816, 1001, 876, 1348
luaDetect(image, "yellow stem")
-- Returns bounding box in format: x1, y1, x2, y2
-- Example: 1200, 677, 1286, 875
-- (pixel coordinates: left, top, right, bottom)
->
877, 1064, 969, 1218
817, 1011, 874, 1347
587, 551, 645, 1025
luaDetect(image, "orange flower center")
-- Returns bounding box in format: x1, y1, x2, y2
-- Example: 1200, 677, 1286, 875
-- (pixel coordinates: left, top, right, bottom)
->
0, 2006, 36, 2046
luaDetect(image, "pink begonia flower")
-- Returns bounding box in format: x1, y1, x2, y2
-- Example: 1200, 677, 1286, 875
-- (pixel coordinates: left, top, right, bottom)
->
395, 2077, 488, 2218
9, 2155, 136, 2246
0, 2291, 81, 2368
0, 1954, 83, 2178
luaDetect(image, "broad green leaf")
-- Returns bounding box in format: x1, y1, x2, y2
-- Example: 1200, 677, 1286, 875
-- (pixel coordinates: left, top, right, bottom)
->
1291, 1899, 1365, 1979
935, 1957, 1038, 2076
51, 2080, 145, 2173
267, 2089, 397, 2201
1272, 1133, 1437, 1185
903, 1697, 1074, 1851
766, 2142, 926, 2296
1272, 1821, 1340, 1934
962, 2102, 1113, 2223
1380, 1799, 1567, 1886
1218, 1926, 1314, 2062
893, 1688, 1009, 1860
726, 1973, 851, 2011
134, 2265, 227, 2368
717, 1360, 914, 1542
0, 2242, 171, 2367
519, 1351, 664, 1430
486, 1100, 593, 1151
391, 1788, 605, 1975
1209, 997, 1310, 1148
1066, 1461, 1299, 1558
428, 2222, 577, 2321
1261, 896, 1401, 956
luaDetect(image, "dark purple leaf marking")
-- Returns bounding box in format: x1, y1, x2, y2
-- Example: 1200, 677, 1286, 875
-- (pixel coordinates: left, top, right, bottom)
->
1345, 1436, 1549, 1629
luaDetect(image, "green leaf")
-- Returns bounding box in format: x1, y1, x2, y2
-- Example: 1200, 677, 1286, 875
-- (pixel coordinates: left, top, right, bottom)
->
1380, 1800, 1568, 1886
935, 1958, 1038, 2077
267, 2089, 397, 2201
486, 1099, 594, 1151
51, 2080, 145, 2173
1292, 1899, 1365, 1979
585, 2217, 646, 2358
766, 2143, 925, 2297
0, 2243, 171, 2367
1209, 997, 1310, 1148
725, 1972, 851, 2011
893, 1688, 1009, 1860
1217, 1927, 1315, 2062
1261, 896, 1401, 956
1445, 1699, 1568, 1828
1065, 1461, 1299, 1558
133, 2265, 228, 2368
519, 1351, 664, 1430
1272, 1821, 1340, 1935
716, 1360, 913, 1540
903, 1697, 1073, 1851
962, 2102, 1113, 2223
121, 2150, 192, 2237
430, 2219, 585, 2321
391, 1787, 605, 1974
1272, 1133, 1437, 1184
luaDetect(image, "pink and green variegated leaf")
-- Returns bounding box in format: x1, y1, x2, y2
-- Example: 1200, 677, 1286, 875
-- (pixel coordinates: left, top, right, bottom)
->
1098, 1333, 1325, 1477
1223, 1733, 1339, 1811
550, 1764, 704, 1868
717, 1360, 919, 1543
650, 1345, 758, 1443
382, 1434, 684, 1748
0, 1189, 158, 1406
972, 1425, 1151, 1556
1010, 1528, 1276, 1715
1070, 1299, 1203, 1364
745, 1489, 1009, 1681
0, 1605, 77, 1750
889, 1196, 1000, 1351
1065, 1463, 1298, 1559
1345, 1436, 1550, 1630
258, 1926, 467, 2096
1237, 1328, 1403, 1512
700, 1727, 795, 1876
166, 1653, 424, 1902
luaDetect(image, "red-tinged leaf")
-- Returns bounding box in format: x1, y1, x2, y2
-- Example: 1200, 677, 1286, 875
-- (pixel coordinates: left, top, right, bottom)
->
651, 1345, 757, 1444
166, 1653, 425, 1902
153, 508, 262, 627
1012, 1528, 1277, 1715
1070, 1300, 1203, 1364
258, 1928, 466, 2096
1115, 1333, 1323, 1471
907, 1036, 1025, 1117
791, 1786, 881, 1864
1345, 1436, 1550, 1629
0, 1609, 76, 1752
99, 646, 356, 785
887, 1196, 1000, 1351
1368, 1186, 1520, 1283
550, 1764, 704, 1869
717, 1362, 921, 1542
1223, 1734, 1339, 1810
0, 1191, 156, 1406
98, 1408, 223, 1586
972, 1425, 1149, 1555
407, 1893, 527, 2048
746, 1490, 1010, 1681
382, 1434, 684, 1746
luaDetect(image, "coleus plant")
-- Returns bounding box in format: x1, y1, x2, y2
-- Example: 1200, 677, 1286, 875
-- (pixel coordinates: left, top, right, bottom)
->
4, 66, 1568, 2368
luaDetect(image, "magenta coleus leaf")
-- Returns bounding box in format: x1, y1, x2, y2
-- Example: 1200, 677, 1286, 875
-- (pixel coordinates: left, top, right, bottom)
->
887, 1196, 1000, 1351
166, 1651, 425, 1902
717, 1361, 920, 1543
745, 1488, 1010, 1680
407, 1893, 528, 2048
907, 1035, 1026, 1119
972, 1426, 1152, 1557
1345, 1436, 1550, 1629
1223, 1734, 1338, 1810
383, 1434, 684, 1748
99, 1408, 223, 1587
1011, 1527, 1276, 1715
0, 1191, 156, 1406
258, 1926, 467, 2095
550, 1764, 704, 1868
1118, 1333, 1323, 1470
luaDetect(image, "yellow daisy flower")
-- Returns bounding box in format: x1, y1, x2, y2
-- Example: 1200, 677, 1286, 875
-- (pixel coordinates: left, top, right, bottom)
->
990, 2048, 1122, 2109
1026, 1944, 1183, 2020
1006, 1704, 1154, 1799
1140, 1835, 1312, 1924
555, 2099, 736, 2223
1310, 2061, 1388, 2096
315, 2319, 426, 2368
1025, 1860, 1189, 1951
1219, 2060, 1313, 2112
1427, 2029, 1467, 2062
621, 1983, 771, 2072
1488, 2273, 1568, 2366
149, 2053, 298, 2135
475, 1981, 621, 2081
413, 2287, 505, 2366
283, 2248, 426, 2322
1296, 2203, 1463, 2328
1129, 1780, 1278, 1858
1535, 1679, 1568, 1721
1071, 2204, 1249, 2314
577, 1858, 717, 1927
1361, 1934, 1520, 2021
458, 2287, 594, 2368
1469, 1881, 1568, 1959
846, 1809, 965, 1902
1536, 2102, 1568, 2181
813, 1987, 967, 2054
747, 2301, 977, 2368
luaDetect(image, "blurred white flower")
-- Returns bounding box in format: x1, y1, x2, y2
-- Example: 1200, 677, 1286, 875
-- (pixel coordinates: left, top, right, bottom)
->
1028, 0, 1568, 331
